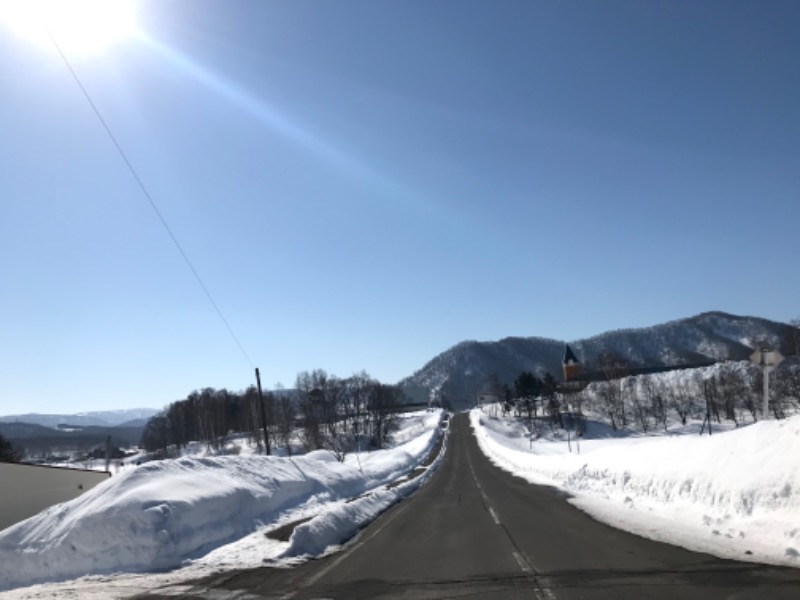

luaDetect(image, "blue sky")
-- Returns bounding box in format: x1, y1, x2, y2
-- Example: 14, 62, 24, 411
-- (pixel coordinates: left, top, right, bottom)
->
1, 1, 798, 414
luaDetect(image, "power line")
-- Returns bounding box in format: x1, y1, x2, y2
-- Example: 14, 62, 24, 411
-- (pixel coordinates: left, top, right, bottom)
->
46, 29, 255, 370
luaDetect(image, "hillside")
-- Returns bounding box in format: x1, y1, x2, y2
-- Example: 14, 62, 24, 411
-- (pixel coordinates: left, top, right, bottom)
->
399, 312, 795, 409
0, 408, 158, 428
0, 421, 147, 459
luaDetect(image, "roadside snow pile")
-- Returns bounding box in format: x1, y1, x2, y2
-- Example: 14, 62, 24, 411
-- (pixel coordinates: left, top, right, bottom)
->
471, 409, 800, 567
285, 444, 445, 558
0, 410, 444, 592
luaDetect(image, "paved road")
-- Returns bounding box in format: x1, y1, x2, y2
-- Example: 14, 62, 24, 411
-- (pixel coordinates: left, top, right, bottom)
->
140, 413, 800, 599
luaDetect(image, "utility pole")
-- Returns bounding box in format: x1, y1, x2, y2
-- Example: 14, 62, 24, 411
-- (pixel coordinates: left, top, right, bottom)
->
104, 435, 111, 471
255, 368, 271, 455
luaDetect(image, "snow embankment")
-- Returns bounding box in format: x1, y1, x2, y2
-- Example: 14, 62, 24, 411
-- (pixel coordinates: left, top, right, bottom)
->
0, 410, 444, 592
285, 434, 447, 558
471, 409, 800, 567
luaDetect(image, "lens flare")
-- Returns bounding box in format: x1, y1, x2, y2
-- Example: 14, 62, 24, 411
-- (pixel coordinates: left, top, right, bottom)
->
0, 0, 137, 57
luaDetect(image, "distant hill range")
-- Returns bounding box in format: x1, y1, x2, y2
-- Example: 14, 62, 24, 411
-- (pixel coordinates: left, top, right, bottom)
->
3, 313, 795, 434
0, 421, 147, 455
0, 409, 158, 458
0, 408, 158, 428
399, 312, 796, 410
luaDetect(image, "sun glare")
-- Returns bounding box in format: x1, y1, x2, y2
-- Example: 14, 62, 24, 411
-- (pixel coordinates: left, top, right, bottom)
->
0, 0, 137, 57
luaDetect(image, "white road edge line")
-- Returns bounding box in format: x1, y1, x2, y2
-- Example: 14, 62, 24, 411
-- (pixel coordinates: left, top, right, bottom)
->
280, 430, 449, 598
284, 481, 415, 597
469, 416, 557, 600
512, 551, 532, 573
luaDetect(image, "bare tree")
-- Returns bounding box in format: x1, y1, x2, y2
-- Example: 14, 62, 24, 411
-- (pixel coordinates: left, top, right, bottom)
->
323, 375, 347, 437
296, 371, 326, 451
596, 351, 630, 381
190, 388, 227, 450
345, 371, 373, 451
595, 380, 624, 431
242, 385, 264, 449
541, 373, 561, 428
714, 363, 749, 426
761, 364, 793, 420
748, 365, 789, 420
596, 352, 629, 426
639, 376, 668, 431
273, 392, 297, 455
165, 399, 191, 450
741, 372, 760, 423
669, 378, 696, 426
514, 371, 542, 436
773, 362, 800, 416
567, 388, 588, 436
319, 375, 357, 462
140, 414, 171, 455
626, 377, 650, 433
366, 383, 402, 449
695, 371, 721, 426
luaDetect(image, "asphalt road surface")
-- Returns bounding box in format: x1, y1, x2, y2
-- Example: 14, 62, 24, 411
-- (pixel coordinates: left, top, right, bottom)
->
139, 413, 800, 599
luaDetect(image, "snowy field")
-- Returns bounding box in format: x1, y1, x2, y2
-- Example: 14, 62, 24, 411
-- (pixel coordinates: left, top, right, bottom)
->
0, 410, 446, 598
471, 407, 800, 568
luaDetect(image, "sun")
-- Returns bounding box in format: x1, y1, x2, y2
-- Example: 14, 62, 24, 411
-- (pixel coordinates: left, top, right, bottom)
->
0, 0, 138, 58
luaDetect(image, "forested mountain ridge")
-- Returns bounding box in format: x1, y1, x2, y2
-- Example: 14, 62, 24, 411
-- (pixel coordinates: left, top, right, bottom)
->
4, 314, 795, 437
399, 312, 796, 409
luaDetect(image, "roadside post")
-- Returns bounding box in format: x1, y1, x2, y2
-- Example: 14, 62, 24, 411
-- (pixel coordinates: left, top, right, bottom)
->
749, 348, 784, 420
255, 367, 271, 455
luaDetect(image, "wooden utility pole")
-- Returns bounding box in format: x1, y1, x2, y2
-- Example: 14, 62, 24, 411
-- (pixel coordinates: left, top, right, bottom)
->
104, 435, 112, 471
255, 368, 271, 455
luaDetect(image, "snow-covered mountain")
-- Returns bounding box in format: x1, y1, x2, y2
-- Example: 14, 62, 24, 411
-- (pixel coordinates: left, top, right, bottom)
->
399, 312, 794, 409
0, 408, 159, 428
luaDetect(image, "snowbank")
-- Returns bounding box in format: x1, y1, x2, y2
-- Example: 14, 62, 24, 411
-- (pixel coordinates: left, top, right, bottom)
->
284, 431, 446, 558
471, 409, 800, 567
0, 410, 444, 592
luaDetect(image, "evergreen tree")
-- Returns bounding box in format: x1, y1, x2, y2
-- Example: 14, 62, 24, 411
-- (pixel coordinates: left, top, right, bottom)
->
0, 433, 22, 463
542, 372, 561, 426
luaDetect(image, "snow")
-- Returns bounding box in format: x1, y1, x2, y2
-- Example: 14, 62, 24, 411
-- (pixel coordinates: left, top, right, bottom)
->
0, 410, 446, 597
5, 403, 798, 598
470, 407, 800, 568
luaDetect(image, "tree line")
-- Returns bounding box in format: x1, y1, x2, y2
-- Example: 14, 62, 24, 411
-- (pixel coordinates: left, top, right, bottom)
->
498, 320, 800, 435
140, 369, 405, 461
501, 358, 800, 436
508, 371, 571, 436
584, 359, 800, 432
501, 318, 800, 436
0, 433, 22, 463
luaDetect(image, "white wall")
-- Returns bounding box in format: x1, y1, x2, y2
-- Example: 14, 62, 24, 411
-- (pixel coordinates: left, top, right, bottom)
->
0, 463, 110, 531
